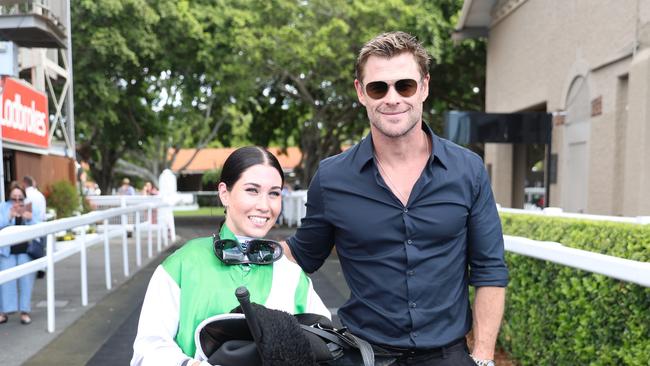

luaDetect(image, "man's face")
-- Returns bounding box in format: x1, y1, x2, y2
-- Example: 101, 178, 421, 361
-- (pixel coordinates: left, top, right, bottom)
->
355, 53, 429, 139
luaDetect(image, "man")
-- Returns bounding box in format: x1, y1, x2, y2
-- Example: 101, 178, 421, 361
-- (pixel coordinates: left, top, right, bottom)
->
118, 177, 136, 195
23, 176, 46, 222
23, 176, 47, 278
284, 32, 508, 366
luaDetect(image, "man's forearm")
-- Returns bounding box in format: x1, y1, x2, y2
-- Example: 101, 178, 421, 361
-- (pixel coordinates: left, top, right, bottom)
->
471, 286, 506, 359
280, 240, 296, 263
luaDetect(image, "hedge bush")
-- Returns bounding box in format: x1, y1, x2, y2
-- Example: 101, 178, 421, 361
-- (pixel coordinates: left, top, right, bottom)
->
499, 213, 650, 365
46, 180, 80, 218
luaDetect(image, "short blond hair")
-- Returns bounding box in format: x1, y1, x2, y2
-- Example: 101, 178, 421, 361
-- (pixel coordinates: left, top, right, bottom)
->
355, 31, 431, 82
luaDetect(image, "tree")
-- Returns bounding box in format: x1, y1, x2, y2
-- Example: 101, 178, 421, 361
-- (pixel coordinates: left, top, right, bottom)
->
73, 0, 486, 190
73, 0, 166, 192
231, 0, 486, 184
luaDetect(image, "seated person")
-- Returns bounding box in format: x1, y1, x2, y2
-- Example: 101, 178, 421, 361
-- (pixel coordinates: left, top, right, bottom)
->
131, 147, 329, 366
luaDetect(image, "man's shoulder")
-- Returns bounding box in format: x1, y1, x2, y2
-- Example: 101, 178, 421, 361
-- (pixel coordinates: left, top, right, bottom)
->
318, 141, 365, 173
435, 135, 484, 168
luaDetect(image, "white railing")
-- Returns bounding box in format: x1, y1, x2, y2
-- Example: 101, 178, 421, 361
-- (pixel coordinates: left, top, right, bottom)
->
87, 194, 178, 242
281, 190, 307, 227
499, 206, 650, 287
498, 205, 650, 225
504, 235, 650, 287
0, 200, 173, 333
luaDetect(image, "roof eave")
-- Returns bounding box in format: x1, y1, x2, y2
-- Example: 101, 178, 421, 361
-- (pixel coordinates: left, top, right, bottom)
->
454, 0, 496, 40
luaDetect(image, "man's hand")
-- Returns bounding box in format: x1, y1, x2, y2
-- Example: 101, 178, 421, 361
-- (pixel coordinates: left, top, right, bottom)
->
471, 286, 506, 360
280, 240, 296, 263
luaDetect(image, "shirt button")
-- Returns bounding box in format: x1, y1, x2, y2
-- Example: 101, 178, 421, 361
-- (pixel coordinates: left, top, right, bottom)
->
411, 332, 418, 338
407, 239, 413, 245
409, 302, 417, 308
403, 208, 408, 213
407, 270, 415, 276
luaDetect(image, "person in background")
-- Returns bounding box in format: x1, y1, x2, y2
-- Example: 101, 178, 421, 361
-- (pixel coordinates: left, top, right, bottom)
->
131, 146, 329, 366
0, 182, 43, 325
23, 176, 47, 279
142, 181, 158, 195
23, 176, 46, 222
118, 177, 136, 195
284, 31, 508, 366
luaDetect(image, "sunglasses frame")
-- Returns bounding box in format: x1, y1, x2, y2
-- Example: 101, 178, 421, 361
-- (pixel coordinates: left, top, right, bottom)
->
213, 235, 283, 265
362, 78, 421, 100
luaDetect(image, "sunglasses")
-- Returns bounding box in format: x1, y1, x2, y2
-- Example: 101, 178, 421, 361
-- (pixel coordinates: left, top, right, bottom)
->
363, 78, 420, 100
213, 235, 283, 265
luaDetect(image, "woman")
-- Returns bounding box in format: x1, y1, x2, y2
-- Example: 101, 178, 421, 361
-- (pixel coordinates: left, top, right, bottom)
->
0, 182, 43, 325
131, 147, 329, 366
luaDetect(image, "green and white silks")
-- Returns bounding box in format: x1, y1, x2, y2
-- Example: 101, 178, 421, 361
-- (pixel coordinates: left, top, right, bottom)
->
131, 224, 330, 366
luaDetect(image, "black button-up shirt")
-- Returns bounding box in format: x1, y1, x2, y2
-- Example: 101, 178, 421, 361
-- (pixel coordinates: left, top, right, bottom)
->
288, 123, 509, 349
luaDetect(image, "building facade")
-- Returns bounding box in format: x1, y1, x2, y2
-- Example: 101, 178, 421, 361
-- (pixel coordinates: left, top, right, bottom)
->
0, 0, 76, 198
456, 0, 650, 216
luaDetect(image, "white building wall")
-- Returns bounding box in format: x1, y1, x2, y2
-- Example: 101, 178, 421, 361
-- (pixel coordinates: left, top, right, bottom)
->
484, 0, 650, 215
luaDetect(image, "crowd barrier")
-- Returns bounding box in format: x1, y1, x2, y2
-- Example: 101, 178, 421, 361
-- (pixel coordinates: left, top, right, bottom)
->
498, 206, 650, 287
0, 199, 173, 332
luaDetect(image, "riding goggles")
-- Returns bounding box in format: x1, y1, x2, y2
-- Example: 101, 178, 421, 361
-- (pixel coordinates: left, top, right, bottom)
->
213, 235, 283, 265
363, 78, 420, 99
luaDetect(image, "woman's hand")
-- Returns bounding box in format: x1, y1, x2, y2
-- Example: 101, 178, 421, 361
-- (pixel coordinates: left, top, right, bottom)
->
9, 204, 20, 219
21, 209, 32, 220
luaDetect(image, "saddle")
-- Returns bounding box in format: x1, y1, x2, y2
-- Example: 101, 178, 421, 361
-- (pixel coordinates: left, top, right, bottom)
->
195, 287, 399, 366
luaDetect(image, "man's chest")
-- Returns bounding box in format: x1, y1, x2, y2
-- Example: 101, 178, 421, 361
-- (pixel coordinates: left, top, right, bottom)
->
324, 180, 471, 255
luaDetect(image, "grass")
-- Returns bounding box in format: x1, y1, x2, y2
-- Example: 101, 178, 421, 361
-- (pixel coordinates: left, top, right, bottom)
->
173, 207, 225, 217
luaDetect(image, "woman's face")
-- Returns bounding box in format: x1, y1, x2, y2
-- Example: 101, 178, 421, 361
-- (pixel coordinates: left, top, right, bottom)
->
10, 188, 25, 204
218, 164, 282, 238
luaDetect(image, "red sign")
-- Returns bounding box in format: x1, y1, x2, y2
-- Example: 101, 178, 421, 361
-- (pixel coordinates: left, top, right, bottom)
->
0, 77, 49, 149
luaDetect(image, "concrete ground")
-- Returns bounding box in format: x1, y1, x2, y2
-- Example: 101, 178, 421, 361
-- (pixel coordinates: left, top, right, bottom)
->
2, 216, 350, 366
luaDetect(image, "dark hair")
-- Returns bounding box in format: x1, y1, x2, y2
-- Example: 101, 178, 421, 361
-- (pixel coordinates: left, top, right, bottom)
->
220, 146, 284, 190
23, 176, 35, 187
355, 31, 431, 82
8, 181, 26, 198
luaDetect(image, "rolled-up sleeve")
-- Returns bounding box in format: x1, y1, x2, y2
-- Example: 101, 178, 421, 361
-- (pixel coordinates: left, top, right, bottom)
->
467, 164, 509, 287
287, 168, 335, 273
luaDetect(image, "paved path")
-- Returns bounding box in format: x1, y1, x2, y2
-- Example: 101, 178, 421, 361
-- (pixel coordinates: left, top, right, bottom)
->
7, 216, 349, 366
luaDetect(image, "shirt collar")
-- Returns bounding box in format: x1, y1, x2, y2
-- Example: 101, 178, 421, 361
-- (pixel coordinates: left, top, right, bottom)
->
218, 223, 238, 241
354, 122, 449, 172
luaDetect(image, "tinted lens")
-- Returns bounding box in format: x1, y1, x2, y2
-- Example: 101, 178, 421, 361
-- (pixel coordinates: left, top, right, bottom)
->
394, 79, 418, 97
365, 79, 418, 99
247, 240, 283, 264
214, 239, 246, 264
365, 81, 389, 99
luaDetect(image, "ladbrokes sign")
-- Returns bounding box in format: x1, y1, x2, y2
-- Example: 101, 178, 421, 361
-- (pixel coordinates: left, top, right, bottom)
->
0, 77, 49, 149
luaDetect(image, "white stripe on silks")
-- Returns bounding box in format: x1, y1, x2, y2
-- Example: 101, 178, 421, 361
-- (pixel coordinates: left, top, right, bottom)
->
264, 256, 301, 313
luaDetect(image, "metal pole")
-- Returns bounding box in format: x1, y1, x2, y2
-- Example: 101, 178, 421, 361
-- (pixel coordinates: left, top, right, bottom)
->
122, 212, 129, 277
46, 234, 55, 333
121, 197, 129, 277
135, 210, 141, 266
103, 218, 111, 290
147, 206, 152, 258
64, 0, 76, 159
156, 209, 162, 253
80, 229, 87, 306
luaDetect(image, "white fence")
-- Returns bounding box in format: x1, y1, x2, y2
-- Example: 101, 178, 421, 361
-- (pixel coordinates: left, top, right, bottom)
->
281, 190, 308, 227
498, 206, 650, 287
278, 199, 650, 287
0, 199, 173, 332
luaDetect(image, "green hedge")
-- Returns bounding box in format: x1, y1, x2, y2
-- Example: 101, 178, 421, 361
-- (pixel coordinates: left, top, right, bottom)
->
499, 213, 650, 365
